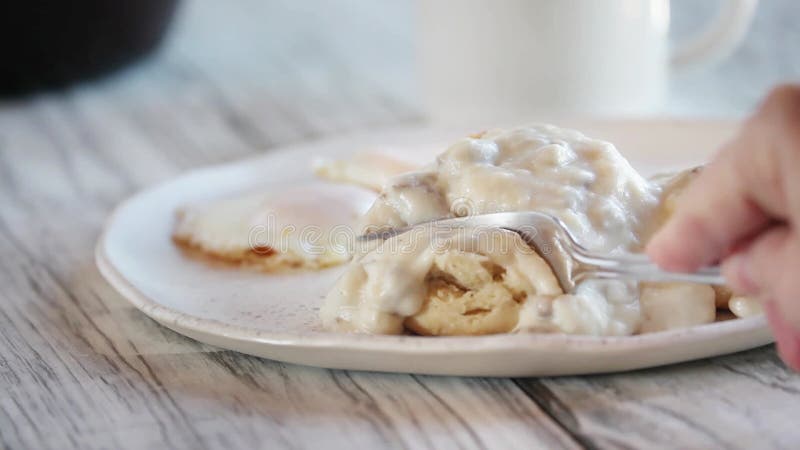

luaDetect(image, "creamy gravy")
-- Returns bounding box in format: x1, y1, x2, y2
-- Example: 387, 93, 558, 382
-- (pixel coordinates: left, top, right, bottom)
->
321, 124, 701, 335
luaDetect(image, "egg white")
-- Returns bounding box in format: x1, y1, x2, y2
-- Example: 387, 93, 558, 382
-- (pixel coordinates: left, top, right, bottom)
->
173, 182, 375, 270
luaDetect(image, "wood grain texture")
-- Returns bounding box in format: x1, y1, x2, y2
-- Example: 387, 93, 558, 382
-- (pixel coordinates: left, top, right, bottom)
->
517, 348, 800, 449
1, 0, 799, 449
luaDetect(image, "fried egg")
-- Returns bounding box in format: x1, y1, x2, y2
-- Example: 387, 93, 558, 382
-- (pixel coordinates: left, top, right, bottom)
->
313, 151, 421, 191
173, 182, 374, 271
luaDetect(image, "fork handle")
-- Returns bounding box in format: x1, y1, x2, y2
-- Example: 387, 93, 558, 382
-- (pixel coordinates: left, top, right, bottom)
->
573, 251, 726, 285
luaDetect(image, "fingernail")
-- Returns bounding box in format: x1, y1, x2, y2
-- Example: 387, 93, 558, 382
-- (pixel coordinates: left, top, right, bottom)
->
724, 252, 759, 294
766, 302, 800, 371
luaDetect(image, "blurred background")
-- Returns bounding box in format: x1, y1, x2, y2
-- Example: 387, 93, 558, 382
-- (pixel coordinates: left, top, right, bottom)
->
1, 0, 798, 147
669, 0, 797, 115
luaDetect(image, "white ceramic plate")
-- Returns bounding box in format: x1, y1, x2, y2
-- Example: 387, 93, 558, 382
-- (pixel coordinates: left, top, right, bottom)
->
97, 119, 773, 377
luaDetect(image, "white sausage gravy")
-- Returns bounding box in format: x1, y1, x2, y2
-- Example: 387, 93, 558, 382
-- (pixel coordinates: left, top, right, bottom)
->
320, 124, 728, 336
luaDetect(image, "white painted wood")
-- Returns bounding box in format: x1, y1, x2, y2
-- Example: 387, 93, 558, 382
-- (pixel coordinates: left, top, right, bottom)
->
1, 0, 799, 448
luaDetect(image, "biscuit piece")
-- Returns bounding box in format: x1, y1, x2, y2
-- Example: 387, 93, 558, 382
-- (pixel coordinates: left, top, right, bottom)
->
321, 227, 563, 335
639, 282, 716, 333
411, 230, 563, 336
405, 251, 524, 335
405, 229, 654, 336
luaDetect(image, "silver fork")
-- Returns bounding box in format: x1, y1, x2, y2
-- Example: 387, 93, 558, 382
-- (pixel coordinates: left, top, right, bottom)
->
358, 211, 724, 293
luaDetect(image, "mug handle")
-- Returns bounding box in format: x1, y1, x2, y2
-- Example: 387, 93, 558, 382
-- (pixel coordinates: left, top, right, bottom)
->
670, 0, 759, 71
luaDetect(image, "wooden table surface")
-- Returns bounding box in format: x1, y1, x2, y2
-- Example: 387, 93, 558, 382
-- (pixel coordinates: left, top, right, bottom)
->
2, 1, 800, 449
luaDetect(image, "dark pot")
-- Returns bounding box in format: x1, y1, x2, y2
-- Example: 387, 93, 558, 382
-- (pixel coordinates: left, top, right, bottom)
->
0, 0, 180, 96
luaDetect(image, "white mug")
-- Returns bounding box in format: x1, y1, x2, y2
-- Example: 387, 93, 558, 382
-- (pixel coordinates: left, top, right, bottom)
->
416, 0, 758, 120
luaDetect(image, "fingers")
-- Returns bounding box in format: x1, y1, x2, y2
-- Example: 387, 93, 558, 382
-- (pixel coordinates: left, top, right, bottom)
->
646, 135, 774, 271
723, 224, 800, 371
721, 225, 788, 295
647, 85, 800, 272
722, 225, 800, 327
765, 301, 800, 371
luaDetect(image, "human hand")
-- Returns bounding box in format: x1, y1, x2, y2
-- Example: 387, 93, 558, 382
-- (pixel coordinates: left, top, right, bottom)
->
647, 84, 800, 369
